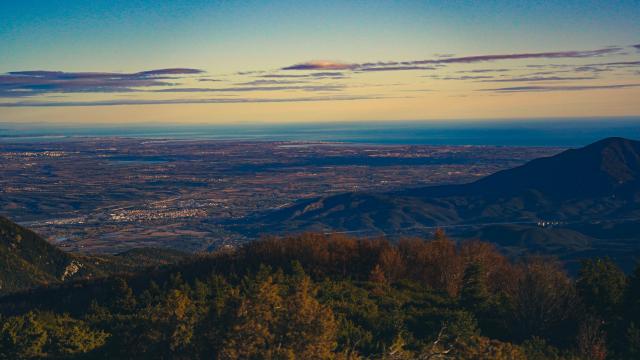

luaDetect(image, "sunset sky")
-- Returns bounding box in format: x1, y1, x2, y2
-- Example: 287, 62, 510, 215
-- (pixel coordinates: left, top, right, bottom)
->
1, 0, 639, 124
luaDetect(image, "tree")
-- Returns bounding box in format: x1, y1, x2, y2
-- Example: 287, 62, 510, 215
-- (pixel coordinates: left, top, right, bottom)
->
378, 246, 405, 283
369, 264, 388, 287
282, 275, 339, 358
397, 232, 465, 296
381, 333, 414, 360
219, 274, 283, 359
576, 258, 626, 318
625, 322, 640, 359
0, 312, 47, 359
625, 261, 640, 323
111, 277, 137, 313
577, 317, 607, 360
165, 289, 197, 352
511, 258, 577, 342
459, 263, 489, 312
447, 336, 527, 360
520, 337, 564, 360
44, 314, 109, 357
458, 240, 517, 295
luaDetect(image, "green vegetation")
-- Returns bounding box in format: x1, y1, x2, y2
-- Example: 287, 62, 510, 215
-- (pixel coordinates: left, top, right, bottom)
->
2, 231, 640, 359
0, 216, 84, 292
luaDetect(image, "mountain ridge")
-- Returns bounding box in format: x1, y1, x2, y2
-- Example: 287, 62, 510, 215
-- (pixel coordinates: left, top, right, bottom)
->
234, 137, 640, 269
255, 137, 640, 230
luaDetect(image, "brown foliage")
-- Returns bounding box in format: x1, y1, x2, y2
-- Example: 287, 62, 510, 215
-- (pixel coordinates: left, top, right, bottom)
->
511, 257, 577, 339
245, 231, 520, 298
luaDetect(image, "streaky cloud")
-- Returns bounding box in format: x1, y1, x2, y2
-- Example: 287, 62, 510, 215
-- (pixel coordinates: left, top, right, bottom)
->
258, 72, 346, 79
437, 75, 494, 80
458, 69, 511, 73
0, 68, 204, 98
281, 46, 624, 72
236, 79, 309, 85
480, 76, 596, 82
151, 84, 344, 92
415, 47, 622, 65
585, 60, 640, 67
135, 68, 204, 76
0, 95, 391, 107
482, 83, 640, 93
282, 60, 355, 71
258, 74, 310, 78
358, 66, 436, 72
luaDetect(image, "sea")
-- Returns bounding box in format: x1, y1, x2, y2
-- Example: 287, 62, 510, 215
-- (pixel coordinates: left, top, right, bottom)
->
1, 117, 640, 147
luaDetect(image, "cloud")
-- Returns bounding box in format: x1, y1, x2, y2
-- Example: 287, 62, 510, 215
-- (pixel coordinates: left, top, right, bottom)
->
482, 83, 640, 93
633, 44, 640, 51
134, 68, 204, 76
0, 95, 389, 107
414, 47, 622, 65
458, 69, 511, 73
310, 72, 346, 77
281, 46, 623, 72
236, 79, 309, 86
259, 72, 346, 79
433, 53, 455, 58
151, 84, 344, 92
358, 66, 436, 72
573, 66, 612, 73
586, 60, 640, 67
0, 68, 203, 98
282, 60, 355, 71
258, 74, 311, 78
480, 76, 596, 82
437, 75, 495, 80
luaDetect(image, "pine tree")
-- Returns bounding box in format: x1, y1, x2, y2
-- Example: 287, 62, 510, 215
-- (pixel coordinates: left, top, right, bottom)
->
111, 277, 137, 313
219, 275, 283, 359
577, 258, 626, 318
459, 262, 489, 312
282, 275, 338, 358
165, 289, 197, 352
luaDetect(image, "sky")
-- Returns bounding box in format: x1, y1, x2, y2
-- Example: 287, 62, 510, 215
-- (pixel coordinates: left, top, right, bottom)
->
1, 0, 639, 124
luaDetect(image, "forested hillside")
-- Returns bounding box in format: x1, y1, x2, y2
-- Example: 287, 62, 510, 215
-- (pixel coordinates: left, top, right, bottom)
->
0, 216, 189, 294
2, 231, 638, 359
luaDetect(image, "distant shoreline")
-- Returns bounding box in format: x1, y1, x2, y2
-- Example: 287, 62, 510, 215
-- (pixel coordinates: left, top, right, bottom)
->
1, 117, 640, 146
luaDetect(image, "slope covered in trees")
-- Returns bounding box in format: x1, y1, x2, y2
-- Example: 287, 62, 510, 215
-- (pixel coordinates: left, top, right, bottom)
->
2, 231, 640, 359
0, 216, 91, 293
0, 216, 189, 294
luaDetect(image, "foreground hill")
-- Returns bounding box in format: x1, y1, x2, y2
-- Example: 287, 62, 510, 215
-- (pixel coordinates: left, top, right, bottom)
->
0, 216, 189, 294
0, 216, 94, 292
1, 232, 639, 359
242, 137, 640, 269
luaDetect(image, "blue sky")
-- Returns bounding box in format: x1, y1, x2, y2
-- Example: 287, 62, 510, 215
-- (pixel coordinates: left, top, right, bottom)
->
0, 0, 639, 123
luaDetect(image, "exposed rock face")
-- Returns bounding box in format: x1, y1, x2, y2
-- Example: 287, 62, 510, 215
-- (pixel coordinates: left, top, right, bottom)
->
61, 260, 84, 281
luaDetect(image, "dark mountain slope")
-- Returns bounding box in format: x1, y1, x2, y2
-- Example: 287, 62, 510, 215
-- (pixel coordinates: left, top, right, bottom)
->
250, 137, 640, 235
0, 216, 190, 294
0, 216, 93, 292
459, 136, 640, 199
